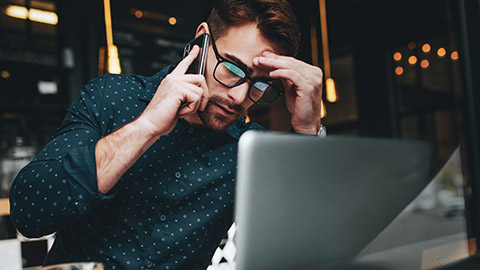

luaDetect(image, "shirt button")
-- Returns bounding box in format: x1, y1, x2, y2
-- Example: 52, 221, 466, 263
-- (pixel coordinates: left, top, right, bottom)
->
160, 215, 167, 222
146, 260, 154, 268
188, 128, 194, 134
175, 172, 182, 179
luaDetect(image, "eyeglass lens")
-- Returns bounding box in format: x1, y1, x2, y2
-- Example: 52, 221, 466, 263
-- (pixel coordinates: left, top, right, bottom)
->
214, 61, 282, 105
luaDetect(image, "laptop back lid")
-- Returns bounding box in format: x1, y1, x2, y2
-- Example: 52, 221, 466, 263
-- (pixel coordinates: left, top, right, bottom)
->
235, 131, 433, 270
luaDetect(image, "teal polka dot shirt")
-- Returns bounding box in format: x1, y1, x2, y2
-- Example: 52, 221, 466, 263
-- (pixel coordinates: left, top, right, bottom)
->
9, 66, 265, 270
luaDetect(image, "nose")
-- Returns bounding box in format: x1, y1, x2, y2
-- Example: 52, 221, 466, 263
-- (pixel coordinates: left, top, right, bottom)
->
227, 82, 250, 105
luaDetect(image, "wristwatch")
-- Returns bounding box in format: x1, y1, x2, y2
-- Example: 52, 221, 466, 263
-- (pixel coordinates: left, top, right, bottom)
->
317, 125, 327, 137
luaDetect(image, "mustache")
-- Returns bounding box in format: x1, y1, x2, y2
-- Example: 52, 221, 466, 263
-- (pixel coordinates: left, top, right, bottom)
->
208, 95, 246, 115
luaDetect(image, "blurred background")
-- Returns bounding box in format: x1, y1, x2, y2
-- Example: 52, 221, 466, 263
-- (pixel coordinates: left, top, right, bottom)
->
0, 0, 467, 168
0, 0, 479, 269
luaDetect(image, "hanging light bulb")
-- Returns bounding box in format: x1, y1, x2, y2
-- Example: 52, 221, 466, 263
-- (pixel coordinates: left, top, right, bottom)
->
103, 0, 121, 74
451, 51, 459, 61
421, 43, 431, 54
319, 0, 338, 104
325, 77, 338, 103
107, 45, 122, 74
310, 18, 328, 119
6, 5, 58, 25
321, 100, 327, 118
5, 5, 28, 19
393, 52, 402, 62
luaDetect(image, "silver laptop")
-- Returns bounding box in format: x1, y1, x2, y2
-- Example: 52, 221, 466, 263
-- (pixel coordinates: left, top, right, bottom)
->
235, 131, 434, 270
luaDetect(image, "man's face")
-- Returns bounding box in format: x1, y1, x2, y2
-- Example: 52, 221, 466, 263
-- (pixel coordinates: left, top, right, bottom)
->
197, 23, 276, 132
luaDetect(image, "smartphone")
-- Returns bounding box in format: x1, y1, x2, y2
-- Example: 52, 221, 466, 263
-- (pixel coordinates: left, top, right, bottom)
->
183, 33, 210, 75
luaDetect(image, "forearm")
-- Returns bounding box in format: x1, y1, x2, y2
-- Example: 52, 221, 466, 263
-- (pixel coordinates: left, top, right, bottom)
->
95, 117, 160, 194
95, 48, 209, 193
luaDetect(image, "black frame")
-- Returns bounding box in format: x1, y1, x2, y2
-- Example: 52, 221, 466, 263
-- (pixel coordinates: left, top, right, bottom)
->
442, 0, 480, 268
209, 32, 284, 106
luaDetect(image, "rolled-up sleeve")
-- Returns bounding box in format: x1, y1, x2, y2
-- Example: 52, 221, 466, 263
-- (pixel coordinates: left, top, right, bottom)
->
9, 75, 115, 238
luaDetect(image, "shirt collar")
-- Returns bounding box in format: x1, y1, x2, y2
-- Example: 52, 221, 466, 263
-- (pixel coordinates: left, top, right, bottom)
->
137, 65, 175, 102
227, 116, 265, 139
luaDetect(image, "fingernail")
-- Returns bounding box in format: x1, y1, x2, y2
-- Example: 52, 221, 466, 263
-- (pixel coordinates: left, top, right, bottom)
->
253, 57, 259, 65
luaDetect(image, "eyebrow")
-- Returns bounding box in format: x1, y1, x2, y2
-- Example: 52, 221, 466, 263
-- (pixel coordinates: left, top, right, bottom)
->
223, 53, 273, 82
224, 53, 253, 75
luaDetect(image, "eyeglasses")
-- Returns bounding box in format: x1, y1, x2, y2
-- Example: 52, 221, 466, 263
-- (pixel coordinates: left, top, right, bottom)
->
210, 33, 283, 106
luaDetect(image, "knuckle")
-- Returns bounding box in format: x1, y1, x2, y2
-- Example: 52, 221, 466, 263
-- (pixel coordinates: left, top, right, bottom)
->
311, 68, 323, 85
162, 75, 174, 84
194, 89, 203, 97
314, 66, 323, 77
285, 57, 297, 67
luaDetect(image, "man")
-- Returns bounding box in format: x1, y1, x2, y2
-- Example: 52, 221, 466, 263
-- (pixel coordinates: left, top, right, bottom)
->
10, 0, 323, 269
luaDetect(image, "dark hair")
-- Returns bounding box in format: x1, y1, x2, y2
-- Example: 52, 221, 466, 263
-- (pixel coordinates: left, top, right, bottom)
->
206, 0, 300, 56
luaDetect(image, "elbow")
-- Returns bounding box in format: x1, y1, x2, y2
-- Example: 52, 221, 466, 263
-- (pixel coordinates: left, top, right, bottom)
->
16, 226, 46, 239
9, 180, 55, 239
10, 207, 55, 239
9, 210, 42, 239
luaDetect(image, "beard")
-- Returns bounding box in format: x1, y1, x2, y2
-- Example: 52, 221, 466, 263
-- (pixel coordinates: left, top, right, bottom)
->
198, 95, 246, 132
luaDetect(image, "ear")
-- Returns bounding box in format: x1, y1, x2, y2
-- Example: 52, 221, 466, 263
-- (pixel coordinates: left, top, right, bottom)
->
195, 22, 210, 38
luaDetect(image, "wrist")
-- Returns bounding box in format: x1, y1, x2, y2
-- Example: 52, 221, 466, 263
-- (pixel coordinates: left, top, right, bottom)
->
291, 119, 324, 135
292, 128, 317, 135
291, 123, 326, 137
130, 116, 163, 141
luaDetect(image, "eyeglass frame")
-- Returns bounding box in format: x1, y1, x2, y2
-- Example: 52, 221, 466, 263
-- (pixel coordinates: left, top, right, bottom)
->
208, 31, 284, 106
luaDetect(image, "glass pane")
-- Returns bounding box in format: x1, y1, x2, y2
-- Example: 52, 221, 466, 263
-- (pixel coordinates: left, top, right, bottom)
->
346, 0, 470, 268
324, 54, 358, 125
354, 148, 470, 269
303, 0, 475, 268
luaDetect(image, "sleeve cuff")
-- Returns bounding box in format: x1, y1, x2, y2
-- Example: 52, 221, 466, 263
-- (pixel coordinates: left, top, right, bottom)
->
63, 143, 115, 215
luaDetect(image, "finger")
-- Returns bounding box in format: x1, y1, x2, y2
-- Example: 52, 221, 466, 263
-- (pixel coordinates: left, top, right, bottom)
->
171, 45, 200, 75
179, 76, 208, 111
253, 52, 297, 70
177, 85, 203, 116
178, 99, 201, 117
198, 77, 209, 111
178, 104, 199, 118
271, 66, 323, 89
269, 69, 310, 91
182, 74, 207, 84
178, 100, 200, 117
254, 52, 321, 79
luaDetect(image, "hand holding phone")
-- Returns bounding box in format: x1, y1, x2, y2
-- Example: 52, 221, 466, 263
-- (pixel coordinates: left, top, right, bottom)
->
183, 33, 210, 75
179, 33, 210, 109
138, 44, 209, 136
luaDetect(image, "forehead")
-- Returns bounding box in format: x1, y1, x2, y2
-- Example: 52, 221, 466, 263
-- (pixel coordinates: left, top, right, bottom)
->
214, 23, 277, 70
